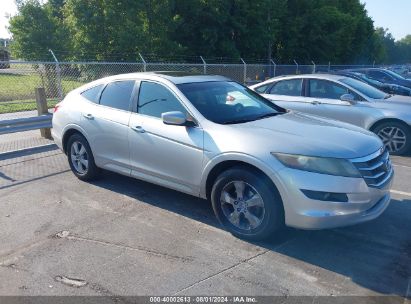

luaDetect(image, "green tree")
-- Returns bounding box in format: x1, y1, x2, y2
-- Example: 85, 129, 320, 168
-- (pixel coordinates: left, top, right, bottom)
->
9, 0, 70, 96
274, 0, 376, 64
171, 0, 286, 60
8, 0, 411, 65
63, 0, 181, 61
9, 0, 69, 61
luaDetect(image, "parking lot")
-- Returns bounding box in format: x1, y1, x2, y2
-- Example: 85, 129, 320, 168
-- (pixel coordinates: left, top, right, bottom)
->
0, 134, 410, 299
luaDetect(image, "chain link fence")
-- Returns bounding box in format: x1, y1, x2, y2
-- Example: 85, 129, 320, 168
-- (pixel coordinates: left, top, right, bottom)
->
0, 59, 381, 115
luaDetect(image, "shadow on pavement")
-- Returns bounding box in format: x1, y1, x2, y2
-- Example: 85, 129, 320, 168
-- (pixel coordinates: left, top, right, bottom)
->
91, 170, 411, 298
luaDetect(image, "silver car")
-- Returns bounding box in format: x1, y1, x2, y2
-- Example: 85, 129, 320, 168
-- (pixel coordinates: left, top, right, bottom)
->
52, 73, 393, 240
250, 74, 411, 155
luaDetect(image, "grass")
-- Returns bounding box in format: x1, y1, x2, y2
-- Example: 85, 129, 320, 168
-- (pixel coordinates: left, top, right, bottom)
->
0, 99, 59, 114
0, 73, 84, 102
0, 71, 84, 113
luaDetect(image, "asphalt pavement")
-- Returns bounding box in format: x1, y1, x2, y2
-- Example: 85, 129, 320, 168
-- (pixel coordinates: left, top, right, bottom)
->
0, 138, 410, 299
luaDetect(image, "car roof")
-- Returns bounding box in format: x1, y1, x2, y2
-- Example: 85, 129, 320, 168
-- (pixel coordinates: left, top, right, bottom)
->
345, 68, 387, 72
251, 74, 346, 87
99, 71, 231, 85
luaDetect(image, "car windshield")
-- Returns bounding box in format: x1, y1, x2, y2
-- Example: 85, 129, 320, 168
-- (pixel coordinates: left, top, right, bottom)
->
177, 81, 285, 124
339, 77, 389, 99
385, 69, 406, 80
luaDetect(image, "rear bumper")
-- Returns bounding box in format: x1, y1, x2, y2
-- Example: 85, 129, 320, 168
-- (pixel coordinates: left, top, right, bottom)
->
51, 127, 63, 152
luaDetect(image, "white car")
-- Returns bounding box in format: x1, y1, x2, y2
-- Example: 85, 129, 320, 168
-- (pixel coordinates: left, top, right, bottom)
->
250, 74, 411, 155
52, 72, 393, 240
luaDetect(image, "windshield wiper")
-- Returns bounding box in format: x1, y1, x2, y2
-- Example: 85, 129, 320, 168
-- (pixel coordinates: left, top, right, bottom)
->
384, 94, 392, 99
221, 112, 280, 125
221, 118, 257, 125
254, 112, 281, 120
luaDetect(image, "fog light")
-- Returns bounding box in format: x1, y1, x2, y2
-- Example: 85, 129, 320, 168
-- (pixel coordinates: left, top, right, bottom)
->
301, 190, 348, 202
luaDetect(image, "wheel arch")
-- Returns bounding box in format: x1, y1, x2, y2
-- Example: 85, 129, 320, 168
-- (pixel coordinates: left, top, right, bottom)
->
202, 155, 282, 202
62, 125, 90, 154
369, 118, 411, 133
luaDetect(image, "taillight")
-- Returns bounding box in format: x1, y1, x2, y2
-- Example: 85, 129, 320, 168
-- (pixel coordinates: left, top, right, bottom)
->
54, 102, 61, 113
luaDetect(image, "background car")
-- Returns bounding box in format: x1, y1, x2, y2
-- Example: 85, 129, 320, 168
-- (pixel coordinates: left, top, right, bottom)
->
332, 70, 411, 96
388, 65, 410, 78
345, 68, 411, 89
250, 74, 411, 155
52, 72, 392, 240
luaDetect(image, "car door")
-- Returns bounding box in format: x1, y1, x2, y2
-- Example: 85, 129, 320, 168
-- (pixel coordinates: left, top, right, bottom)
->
303, 79, 367, 126
81, 80, 136, 175
261, 78, 313, 112
128, 80, 204, 195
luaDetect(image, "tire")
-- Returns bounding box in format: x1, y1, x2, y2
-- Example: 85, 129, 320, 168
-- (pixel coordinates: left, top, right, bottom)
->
210, 166, 284, 241
67, 133, 100, 181
373, 121, 411, 156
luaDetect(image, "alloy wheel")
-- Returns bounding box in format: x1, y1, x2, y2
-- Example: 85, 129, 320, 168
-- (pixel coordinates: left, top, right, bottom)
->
70, 141, 89, 175
377, 126, 407, 153
220, 181, 265, 231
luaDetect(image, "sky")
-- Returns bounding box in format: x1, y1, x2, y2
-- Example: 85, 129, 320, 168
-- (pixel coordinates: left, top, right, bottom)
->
0, 0, 410, 40
361, 0, 411, 41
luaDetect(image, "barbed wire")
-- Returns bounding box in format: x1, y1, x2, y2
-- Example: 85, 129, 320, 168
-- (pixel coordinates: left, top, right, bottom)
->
4, 47, 389, 65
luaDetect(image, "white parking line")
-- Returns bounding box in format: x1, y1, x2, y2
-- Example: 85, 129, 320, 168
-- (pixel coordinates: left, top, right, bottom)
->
391, 189, 411, 197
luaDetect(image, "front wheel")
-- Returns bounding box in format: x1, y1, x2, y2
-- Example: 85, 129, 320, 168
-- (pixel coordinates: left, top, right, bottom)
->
373, 121, 411, 155
211, 167, 284, 241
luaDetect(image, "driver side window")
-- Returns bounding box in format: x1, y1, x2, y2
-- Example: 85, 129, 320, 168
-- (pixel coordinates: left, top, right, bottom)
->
138, 82, 188, 118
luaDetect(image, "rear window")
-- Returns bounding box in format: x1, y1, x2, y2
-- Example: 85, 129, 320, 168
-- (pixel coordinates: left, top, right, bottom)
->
268, 79, 302, 96
254, 84, 269, 93
99, 80, 135, 111
80, 85, 103, 103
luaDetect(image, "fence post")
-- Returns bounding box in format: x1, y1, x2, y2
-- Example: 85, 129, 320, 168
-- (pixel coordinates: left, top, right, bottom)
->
48, 49, 63, 101
139, 53, 147, 72
293, 60, 299, 74
328, 61, 331, 72
311, 61, 316, 74
240, 58, 246, 84
35, 87, 52, 139
200, 56, 207, 75
270, 59, 276, 77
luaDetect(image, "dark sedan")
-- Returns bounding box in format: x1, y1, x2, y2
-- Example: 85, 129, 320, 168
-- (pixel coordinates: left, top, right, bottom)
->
334, 70, 411, 96
345, 68, 411, 90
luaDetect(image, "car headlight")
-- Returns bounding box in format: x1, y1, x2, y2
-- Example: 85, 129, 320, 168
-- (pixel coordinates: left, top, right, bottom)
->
271, 153, 361, 178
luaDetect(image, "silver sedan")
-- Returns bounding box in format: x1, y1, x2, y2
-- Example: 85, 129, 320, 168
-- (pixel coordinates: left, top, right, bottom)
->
250, 74, 411, 155
52, 73, 393, 240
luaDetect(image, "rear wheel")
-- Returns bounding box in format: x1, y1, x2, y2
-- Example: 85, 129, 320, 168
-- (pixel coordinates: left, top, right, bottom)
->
67, 134, 100, 181
211, 167, 284, 241
373, 121, 411, 155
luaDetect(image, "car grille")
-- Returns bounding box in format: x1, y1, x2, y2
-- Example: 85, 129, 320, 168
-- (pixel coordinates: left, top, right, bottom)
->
351, 148, 393, 188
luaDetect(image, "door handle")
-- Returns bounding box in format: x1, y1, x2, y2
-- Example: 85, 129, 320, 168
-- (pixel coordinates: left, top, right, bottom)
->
83, 113, 94, 119
131, 125, 145, 133
311, 100, 321, 105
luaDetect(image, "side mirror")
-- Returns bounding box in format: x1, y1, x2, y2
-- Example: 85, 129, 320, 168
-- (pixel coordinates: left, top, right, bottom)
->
340, 93, 357, 105
162, 111, 187, 126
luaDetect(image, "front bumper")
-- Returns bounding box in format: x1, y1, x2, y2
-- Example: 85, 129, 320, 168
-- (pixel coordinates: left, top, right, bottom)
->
272, 166, 393, 230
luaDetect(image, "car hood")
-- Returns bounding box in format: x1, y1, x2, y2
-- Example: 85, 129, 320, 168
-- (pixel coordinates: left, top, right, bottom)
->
208, 112, 382, 159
